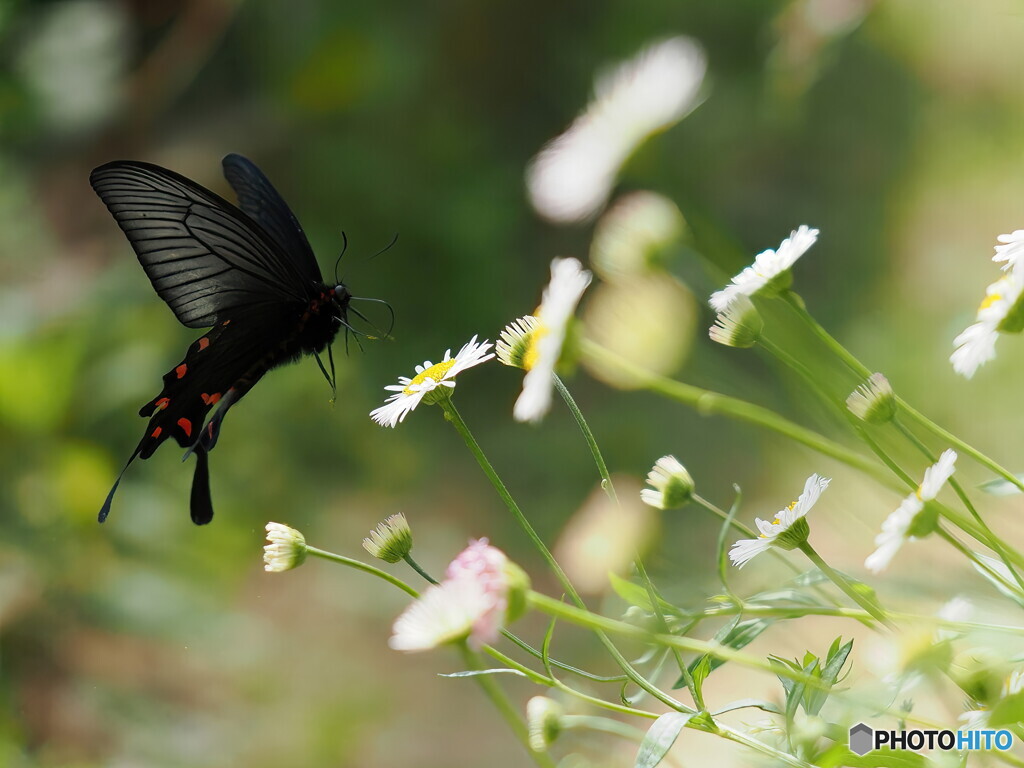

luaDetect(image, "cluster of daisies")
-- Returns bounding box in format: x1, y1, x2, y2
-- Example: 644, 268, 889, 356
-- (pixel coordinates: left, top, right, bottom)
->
368, 256, 592, 429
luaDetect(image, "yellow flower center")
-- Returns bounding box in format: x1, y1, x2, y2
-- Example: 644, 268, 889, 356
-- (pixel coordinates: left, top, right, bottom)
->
522, 325, 550, 371
980, 292, 1003, 311
403, 359, 456, 394
759, 501, 797, 538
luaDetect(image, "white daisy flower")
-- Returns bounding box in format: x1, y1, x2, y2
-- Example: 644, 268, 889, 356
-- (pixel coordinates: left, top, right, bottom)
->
389, 578, 491, 652
729, 474, 830, 568
951, 267, 1024, 378
500, 258, 592, 424
263, 522, 307, 572
846, 372, 896, 424
640, 455, 694, 509
865, 449, 956, 574
370, 336, 494, 427
993, 230, 1024, 271
709, 225, 819, 313
708, 294, 762, 348
527, 37, 706, 223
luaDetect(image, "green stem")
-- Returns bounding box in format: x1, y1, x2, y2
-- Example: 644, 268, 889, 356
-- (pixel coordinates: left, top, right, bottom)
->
458, 644, 557, 768
403, 554, 439, 585
581, 340, 893, 487
553, 374, 618, 504
781, 288, 1024, 493
439, 397, 689, 712
796, 542, 893, 629
305, 546, 419, 597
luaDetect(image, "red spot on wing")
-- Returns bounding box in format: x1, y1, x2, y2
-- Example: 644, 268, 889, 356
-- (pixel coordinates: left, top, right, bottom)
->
175, 363, 188, 379
151, 426, 163, 438
197, 337, 210, 351
177, 418, 193, 437
155, 397, 171, 410
201, 392, 222, 405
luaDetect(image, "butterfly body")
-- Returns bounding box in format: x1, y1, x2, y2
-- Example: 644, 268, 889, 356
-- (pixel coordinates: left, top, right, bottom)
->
91, 155, 353, 525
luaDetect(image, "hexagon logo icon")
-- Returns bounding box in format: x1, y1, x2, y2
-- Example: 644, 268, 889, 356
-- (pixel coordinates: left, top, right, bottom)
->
849, 722, 874, 756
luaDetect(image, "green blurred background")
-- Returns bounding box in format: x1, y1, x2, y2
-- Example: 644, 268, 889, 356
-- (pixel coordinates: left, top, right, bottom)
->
3, 1, 1024, 765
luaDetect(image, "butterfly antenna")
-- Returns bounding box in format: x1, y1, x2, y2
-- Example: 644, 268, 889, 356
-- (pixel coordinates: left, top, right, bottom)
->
366, 233, 399, 262
333, 231, 349, 285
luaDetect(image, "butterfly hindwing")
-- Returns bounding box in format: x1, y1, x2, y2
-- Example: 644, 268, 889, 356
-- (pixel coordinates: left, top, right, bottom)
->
222, 154, 322, 284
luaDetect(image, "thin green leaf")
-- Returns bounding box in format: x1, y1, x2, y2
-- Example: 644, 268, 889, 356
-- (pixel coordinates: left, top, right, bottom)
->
804, 638, 852, 715
716, 484, 742, 590
634, 713, 693, 768
679, 618, 773, 689
439, 669, 528, 679
711, 698, 783, 715
979, 474, 1024, 496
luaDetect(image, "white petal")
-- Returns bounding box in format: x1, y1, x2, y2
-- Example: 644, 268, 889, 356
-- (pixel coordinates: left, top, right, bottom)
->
919, 449, 957, 501
729, 537, 772, 568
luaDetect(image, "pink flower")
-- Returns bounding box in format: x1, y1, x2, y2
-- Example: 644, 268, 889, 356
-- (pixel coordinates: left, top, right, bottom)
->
446, 539, 510, 647
390, 539, 529, 652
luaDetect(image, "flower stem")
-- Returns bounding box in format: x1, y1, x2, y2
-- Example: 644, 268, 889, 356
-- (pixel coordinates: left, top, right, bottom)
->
403, 554, 439, 585
305, 546, 419, 597
458, 643, 557, 768
581, 339, 893, 487
796, 542, 893, 629
553, 374, 618, 504
780, 289, 1024, 493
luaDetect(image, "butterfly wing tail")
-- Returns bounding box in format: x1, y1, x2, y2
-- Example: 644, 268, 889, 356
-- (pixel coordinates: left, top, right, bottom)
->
189, 446, 214, 525
98, 445, 144, 523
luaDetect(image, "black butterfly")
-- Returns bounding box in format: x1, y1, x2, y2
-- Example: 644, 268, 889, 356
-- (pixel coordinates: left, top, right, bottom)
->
91, 154, 363, 525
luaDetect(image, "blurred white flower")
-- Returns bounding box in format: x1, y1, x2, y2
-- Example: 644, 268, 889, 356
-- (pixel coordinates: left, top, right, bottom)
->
710, 225, 819, 313
846, 372, 896, 424
951, 267, 1024, 378
993, 230, 1024, 271
502, 258, 592, 423
589, 192, 686, 279
370, 336, 494, 427
709, 294, 763, 348
527, 696, 565, 752
263, 522, 307, 572
555, 477, 657, 593
16, 0, 128, 134
389, 578, 491, 652
729, 474, 830, 568
865, 450, 956, 574
527, 37, 706, 223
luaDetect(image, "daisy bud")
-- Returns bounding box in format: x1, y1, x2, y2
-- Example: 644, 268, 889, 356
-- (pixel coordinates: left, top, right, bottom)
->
527, 696, 565, 752
263, 522, 307, 572
362, 513, 413, 563
846, 373, 896, 424
446, 539, 532, 641
640, 455, 694, 509
708, 295, 762, 348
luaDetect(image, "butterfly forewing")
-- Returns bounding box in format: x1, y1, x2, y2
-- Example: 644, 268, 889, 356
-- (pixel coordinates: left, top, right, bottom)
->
90, 161, 316, 328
